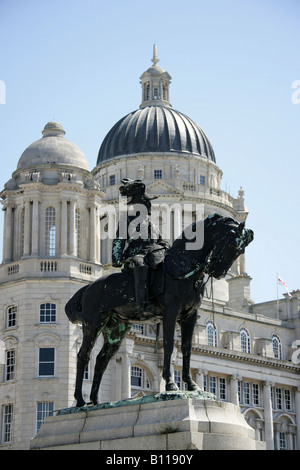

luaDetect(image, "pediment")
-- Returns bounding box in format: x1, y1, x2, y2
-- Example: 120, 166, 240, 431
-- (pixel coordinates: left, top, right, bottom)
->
146, 180, 180, 196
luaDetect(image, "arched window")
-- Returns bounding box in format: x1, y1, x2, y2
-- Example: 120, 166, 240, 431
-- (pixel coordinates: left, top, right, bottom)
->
240, 327, 251, 353
45, 207, 56, 257
74, 209, 81, 258
131, 366, 151, 389
6, 306, 17, 328
272, 334, 282, 359
206, 321, 217, 347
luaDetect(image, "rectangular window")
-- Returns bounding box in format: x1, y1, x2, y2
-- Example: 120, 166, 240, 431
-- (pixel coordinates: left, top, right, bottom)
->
38, 348, 55, 376
36, 402, 54, 434
243, 382, 250, 404
203, 375, 207, 392
200, 175, 205, 185
45, 207, 56, 257
131, 366, 142, 387
209, 376, 216, 395
109, 175, 116, 186
276, 388, 283, 410
40, 303, 56, 323
219, 378, 226, 400
252, 383, 260, 406
132, 324, 144, 335
284, 389, 291, 411
5, 350, 15, 381
2, 404, 13, 443
279, 432, 287, 450
154, 169, 162, 179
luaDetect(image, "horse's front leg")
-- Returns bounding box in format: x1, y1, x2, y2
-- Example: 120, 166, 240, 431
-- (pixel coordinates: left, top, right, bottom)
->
74, 326, 99, 407
162, 304, 179, 391
181, 310, 200, 391
90, 320, 130, 405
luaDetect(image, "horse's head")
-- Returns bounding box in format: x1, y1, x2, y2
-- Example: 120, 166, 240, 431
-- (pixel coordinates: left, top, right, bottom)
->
119, 178, 158, 213
205, 215, 254, 279
119, 178, 146, 198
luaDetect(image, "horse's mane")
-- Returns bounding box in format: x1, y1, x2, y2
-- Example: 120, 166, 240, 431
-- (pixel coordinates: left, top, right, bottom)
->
164, 214, 240, 279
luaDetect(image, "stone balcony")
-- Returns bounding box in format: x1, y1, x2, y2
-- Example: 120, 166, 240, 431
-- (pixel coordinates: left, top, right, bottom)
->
0, 257, 103, 283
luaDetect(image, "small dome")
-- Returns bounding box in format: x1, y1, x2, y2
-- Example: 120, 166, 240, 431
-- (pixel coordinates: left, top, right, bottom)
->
17, 122, 89, 171
97, 106, 216, 165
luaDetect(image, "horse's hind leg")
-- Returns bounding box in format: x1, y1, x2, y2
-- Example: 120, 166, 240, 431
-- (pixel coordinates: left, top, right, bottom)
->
90, 319, 130, 405
162, 304, 179, 391
74, 325, 100, 407
181, 310, 199, 391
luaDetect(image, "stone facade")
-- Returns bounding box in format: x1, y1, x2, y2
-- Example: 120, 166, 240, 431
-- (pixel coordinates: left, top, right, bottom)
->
0, 49, 299, 450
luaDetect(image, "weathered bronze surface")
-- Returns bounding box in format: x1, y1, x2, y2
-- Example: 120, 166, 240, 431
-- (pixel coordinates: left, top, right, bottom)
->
65, 179, 253, 407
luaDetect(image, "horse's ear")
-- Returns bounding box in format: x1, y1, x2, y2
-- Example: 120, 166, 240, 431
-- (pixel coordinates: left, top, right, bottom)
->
238, 222, 245, 234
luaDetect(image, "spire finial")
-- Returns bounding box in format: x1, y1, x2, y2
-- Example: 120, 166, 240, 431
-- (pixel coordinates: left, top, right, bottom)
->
151, 43, 159, 66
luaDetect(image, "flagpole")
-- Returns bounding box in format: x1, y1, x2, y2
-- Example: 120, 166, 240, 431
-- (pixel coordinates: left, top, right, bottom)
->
276, 272, 279, 318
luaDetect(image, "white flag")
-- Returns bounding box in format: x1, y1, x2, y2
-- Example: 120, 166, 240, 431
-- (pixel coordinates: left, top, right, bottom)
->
278, 276, 292, 298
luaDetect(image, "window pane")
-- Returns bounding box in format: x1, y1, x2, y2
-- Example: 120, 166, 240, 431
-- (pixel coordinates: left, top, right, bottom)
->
39, 348, 55, 376
131, 366, 142, 387
6, 306, 17, 328
45, 207, 56, 257
2, 404, 13, 443
5, 350, 15, 381
36, 402, 54, 433
40, 303, 56, 323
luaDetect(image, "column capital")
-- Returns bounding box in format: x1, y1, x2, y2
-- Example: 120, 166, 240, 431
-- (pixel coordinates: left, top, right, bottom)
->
230, 373, 242, 381
263, 380, 275, 388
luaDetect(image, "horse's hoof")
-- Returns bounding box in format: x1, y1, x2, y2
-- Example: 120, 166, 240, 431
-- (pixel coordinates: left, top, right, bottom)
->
165, 382, 179, 392
76, 399, 86, 407
186, 380, 200, 391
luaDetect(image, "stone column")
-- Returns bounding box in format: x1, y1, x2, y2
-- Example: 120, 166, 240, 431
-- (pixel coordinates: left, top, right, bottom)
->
31, 200, 39, 256
295, 386, 300, 450
3, 205, 13, 263
111, 356, 122, 402
60, 198, 68, 256
230, 374, 240, 406
69, 199, 75, 256
121, 353, 132, 400
239, 253, 246, 274
89, 204, 96, 263
195, 368, 207, 390
23, 200, 31, 257
287, 426, 294, 450
263, 381, 274, 450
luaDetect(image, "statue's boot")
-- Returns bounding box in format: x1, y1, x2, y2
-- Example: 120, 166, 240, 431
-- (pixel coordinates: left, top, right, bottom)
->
134, 265, 150, 314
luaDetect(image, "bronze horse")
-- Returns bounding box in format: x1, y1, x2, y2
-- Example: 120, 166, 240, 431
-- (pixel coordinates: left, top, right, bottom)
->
66, 213, 253, 407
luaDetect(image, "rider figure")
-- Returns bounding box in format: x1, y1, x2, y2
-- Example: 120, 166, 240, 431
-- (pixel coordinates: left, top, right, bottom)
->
112, 179, 169, 314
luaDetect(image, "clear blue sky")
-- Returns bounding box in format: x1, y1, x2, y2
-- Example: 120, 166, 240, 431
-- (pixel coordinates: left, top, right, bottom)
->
0, 0, 299, 303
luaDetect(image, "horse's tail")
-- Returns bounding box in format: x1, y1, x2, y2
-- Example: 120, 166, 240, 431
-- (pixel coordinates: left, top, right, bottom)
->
65, 285, 89, 324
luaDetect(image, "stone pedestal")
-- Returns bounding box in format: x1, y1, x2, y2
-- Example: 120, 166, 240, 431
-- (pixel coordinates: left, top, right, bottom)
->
30, 391, 265, 450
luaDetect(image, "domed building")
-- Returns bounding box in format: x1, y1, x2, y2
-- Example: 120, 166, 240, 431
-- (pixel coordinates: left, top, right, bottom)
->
0, 122, 104, 449
0, 48, 299, 450
93, 45, 249, 305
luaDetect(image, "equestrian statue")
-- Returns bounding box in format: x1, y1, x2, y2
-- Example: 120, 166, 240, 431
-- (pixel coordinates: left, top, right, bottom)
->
65, 179, 254, 407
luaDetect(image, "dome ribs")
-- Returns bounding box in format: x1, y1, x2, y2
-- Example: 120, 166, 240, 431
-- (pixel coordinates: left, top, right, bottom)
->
96, 106, 216, 164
